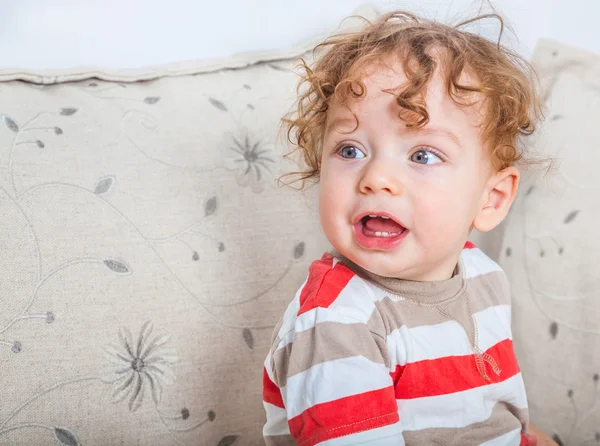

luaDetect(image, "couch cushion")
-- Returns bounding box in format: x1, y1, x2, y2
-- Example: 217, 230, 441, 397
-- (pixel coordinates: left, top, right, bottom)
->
500, 40, 600, 446
0, 55, 332, 445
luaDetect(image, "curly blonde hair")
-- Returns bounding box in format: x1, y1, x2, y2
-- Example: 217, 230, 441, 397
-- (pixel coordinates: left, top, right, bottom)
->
282, 10, 542, 187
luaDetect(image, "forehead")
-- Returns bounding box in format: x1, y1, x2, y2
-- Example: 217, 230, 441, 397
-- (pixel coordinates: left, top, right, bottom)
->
326, 57, 485, 138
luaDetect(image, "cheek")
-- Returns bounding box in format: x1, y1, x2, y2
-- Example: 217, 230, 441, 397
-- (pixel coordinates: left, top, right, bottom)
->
319, 161, 355, 215
412, 181, 474, 238
318, 174, 344, 231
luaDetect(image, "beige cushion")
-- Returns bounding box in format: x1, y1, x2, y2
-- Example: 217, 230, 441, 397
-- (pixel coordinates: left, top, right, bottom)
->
0, 53, 334, 444
500, 40, 600, 445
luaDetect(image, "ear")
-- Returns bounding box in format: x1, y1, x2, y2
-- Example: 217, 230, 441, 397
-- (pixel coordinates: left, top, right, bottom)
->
473, 166, 520, 233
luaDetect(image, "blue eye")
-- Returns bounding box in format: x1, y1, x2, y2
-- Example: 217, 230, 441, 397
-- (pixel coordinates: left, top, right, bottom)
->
338, 145, 366, 159
410, 150, 443, 165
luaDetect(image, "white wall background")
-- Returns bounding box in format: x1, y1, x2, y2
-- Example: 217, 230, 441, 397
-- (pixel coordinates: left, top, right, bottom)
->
0, 0, 598, 71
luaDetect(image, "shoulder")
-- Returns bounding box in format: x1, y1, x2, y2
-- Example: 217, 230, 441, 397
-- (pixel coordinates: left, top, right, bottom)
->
297, 253, 361, 314
461, 242, 511, 304
272, 253, 382, 347
461, 241, 504, 278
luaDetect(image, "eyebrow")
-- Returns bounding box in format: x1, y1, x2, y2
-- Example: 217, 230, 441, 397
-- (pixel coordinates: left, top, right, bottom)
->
326, 117, 357, 134
327, 117, 463, 147
416, 127, 462, 147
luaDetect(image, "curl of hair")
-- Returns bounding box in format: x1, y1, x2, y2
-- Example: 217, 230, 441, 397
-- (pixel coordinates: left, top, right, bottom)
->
280, 10, 543, 187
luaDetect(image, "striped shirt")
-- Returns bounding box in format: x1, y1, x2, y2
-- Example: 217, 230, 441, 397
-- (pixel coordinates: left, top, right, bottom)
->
263, 243, 530, 446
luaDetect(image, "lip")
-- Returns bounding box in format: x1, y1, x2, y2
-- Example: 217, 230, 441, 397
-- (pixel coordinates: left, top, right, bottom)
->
352, 211, 409, 251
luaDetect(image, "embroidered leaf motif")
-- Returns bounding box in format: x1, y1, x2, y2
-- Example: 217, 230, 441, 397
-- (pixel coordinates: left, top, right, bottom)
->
144, 96, 160, 104
550, 322, 558, 339
293, 242, 305, 259
60, 108, 78, 116
208, 410, 216, 421
104, 259, 131, 275
36, 140, 45, 148
218, 435, 238, 446
192, 251, 200, 261
208, 98, 228, 112
243, 328, 254, 350
94, 176, 115, 195
564, 210, 580, 224
205, 196, 217, 216
525, 186, 534, 196
218, 242, 225, 252
552, 434, 563, 446
2, 115, 19, 132
54, 427, 80, 446
54, 127, 63, 135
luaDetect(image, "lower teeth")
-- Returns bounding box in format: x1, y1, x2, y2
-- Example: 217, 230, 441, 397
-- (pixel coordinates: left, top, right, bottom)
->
374, 231, 400, 237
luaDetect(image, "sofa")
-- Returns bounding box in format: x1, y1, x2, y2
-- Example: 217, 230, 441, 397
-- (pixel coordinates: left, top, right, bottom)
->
0, 11, 598, 446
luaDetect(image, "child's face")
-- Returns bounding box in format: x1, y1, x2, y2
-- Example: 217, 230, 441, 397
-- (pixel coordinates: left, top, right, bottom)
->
319, 60, 496, 281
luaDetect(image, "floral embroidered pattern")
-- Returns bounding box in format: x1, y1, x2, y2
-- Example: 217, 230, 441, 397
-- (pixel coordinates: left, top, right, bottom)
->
103, 321, 177, 412
226, 133, 275, 193
0, 54, 319, 445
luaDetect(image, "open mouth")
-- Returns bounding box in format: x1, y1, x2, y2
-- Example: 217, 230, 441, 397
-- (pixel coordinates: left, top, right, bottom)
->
353, 213, 408, 249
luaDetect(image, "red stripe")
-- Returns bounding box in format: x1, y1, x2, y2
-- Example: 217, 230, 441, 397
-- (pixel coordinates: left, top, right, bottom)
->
390, 363, 404, 386
297, 254, 355, 316
288, 387, 399, 446
393, 338, 520, 399
464, 241, 476, 249
520, 433, 535, 446
263, 367, 285, 408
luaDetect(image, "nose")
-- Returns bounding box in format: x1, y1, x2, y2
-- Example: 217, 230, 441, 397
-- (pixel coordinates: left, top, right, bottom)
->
358, 159, 403, 196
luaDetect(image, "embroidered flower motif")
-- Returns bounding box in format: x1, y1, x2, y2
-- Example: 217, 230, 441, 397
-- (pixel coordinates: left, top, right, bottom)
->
226, 134, 275, 193
102, 321, 177, 412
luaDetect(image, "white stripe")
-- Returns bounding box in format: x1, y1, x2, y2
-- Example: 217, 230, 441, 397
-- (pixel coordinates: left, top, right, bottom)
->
276, 278, 306, 340
292, 276, 376, 336
387, 305, 512, 367
277, 265, 379, 348
461, 248, 502, 279
263, 402, 291, 437
319, 422, 405, 445
480, 427, 522, 446
284, 356, 393, 418
328, 275, 377, 322
364, 281, 395, 302
275, 303, 371, 352
398, 373, 528, 431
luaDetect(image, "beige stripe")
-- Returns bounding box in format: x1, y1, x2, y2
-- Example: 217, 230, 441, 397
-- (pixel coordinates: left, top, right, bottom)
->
264, 434, 296, 446
271, 321, 387, 388
402, 402, 528, 445
371, 270, 510, 334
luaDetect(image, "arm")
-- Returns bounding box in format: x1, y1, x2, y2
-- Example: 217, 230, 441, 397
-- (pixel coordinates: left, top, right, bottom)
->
526, 423, 559, 446
264, 306, 403, 446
